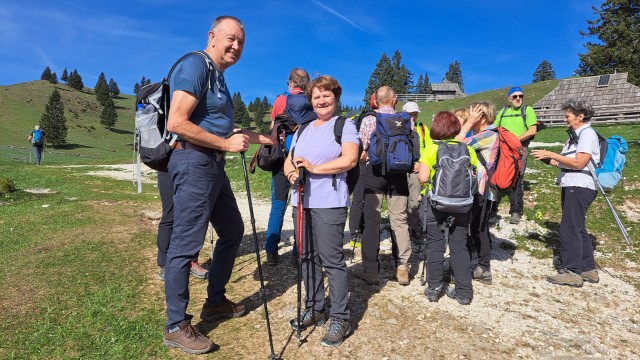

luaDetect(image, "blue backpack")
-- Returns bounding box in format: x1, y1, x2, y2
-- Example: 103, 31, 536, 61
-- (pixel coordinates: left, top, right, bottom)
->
595, 135, 627, 191
367, 112, 418, 175
32, 129, 44, 146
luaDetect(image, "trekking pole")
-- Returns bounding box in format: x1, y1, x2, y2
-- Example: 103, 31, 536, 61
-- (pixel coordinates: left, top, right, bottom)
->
586, 162, 633, 250
294, 167, 307, 344
239, 150, 278, 360
29, 147, 32, 163
349, 232, 359, 264
209, 224, 215, 267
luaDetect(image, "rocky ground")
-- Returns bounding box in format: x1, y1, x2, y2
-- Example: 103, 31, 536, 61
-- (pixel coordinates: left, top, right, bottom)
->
95, 164, 640, 359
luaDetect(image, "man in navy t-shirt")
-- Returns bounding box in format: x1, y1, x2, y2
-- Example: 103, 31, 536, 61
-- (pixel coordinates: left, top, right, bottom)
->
161, 16, 276, 355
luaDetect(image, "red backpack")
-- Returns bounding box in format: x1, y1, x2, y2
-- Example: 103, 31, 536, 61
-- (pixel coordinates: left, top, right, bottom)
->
490, 127, 523, 190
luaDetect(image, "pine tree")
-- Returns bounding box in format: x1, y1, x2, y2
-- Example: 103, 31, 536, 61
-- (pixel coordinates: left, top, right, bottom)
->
444, 61, 464, 93
40, 89, 67, 145
95, 72, 110, 105
414, 72, 432, 94
390, 50, 413, 94
253, 106, 269, 133
50, 72, 58, 84
61, 68, 69, 82
133, 82, 140, 95
100, 97, 118, 129
40, 66, 53, 82
577, 0, 640, 85
532, 60, 557, 82
262, 96, 270, 109
67, 69, 84, 91
108, 78, 120, 97
232, 92, 251, 127
364, 53, 393, 104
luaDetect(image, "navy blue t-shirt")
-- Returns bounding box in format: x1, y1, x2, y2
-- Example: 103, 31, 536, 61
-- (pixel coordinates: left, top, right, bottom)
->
169, 53, 234, 137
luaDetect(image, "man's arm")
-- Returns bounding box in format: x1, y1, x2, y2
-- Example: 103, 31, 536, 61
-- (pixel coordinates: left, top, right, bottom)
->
167, 90, 249, 152
519, 125, 537, 142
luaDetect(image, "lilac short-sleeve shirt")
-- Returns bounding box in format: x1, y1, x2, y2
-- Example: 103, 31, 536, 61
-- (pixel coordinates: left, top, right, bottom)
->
290, 116, 360, 208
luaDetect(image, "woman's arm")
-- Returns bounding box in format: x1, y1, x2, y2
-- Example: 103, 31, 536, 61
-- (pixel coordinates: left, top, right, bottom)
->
418, 161, 431, 184
531, 149, 592, 170
292, 142, 359, 175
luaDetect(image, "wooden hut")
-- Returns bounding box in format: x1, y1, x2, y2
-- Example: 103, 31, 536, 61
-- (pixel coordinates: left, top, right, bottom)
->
533, 73, 640, 126
431, 80, 465, 101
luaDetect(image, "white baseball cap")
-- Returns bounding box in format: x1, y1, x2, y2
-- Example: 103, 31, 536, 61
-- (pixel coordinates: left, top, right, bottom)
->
402, 102, 420, 113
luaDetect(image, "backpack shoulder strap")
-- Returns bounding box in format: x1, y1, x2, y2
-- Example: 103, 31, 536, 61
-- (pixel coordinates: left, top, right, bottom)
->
521, 105, 528, 129
496, 106, 509, 127
333, 116, 347, 145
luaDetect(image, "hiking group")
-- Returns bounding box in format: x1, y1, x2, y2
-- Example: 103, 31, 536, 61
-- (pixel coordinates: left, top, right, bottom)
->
135, 15, 624, 356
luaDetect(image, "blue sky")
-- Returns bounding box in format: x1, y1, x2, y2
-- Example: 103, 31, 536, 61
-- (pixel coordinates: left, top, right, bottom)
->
0, 0, 601, 107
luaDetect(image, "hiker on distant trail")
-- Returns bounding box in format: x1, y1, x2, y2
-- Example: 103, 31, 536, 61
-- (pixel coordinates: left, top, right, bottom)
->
455, 101, 499, 285
531, 98, 600, 288
402, 101, 432, 244
155, 171, 208, 281
161, 16, 276, 355
284, 75, 359, 347
28, 125, 46, 165
419, 111, 477, 305
347, 93, 377, 249
264, 68, 313, 266
352, 86, 418, 286
493, 86, 538, 225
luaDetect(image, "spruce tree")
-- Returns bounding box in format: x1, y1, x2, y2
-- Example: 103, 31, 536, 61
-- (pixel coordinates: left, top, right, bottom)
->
40, 89, 67, 145
61, 68, 69, 82
108, 78, 120, 97
133, 82, 140, 95
40, 66, 53, 82
390, 50, 413, 94
100, 97, 118, 129
577, 0, 640, 85
67, 69, 84, 91
532, 60, 557, 82
444, 61, 464, 93
232, 92, 251, 127
364, 53, 393, 104
49, 72, 58, 84
262, 96, 270, 109
95, 72, 110, 105
414, 72, 432, 94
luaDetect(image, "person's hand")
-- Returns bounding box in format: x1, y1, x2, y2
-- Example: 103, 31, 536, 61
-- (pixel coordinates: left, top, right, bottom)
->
531, 149, 552, 160
292, 156, 315, 173
412, 162, 420, 173
287, 170, 298, 185
225, 133, 250, 153
468, 104, 483, 125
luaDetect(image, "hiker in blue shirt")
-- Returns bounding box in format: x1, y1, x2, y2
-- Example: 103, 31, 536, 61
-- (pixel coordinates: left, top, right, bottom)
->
28, 125, 46, 165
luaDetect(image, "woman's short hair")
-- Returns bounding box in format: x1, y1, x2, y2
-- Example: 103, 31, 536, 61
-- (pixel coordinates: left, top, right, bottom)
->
306, 75, 342, 102
471, 101, 496, 125
453, 108, 469, 125
562, 98, 595, 121
431, 111, 461, 140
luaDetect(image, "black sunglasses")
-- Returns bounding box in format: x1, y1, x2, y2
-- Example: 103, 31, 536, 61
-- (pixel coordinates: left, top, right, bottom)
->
511, 94, 524, 99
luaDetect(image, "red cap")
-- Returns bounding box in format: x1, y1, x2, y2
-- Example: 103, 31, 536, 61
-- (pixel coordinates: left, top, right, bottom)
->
370, 93, 377, 109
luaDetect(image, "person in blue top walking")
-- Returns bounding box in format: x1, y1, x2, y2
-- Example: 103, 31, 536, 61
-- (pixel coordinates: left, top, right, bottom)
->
28, 125, 46, 165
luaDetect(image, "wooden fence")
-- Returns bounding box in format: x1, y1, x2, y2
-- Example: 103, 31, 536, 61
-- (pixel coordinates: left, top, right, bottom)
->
396, 94, 466, 102
534, 103, 640, 127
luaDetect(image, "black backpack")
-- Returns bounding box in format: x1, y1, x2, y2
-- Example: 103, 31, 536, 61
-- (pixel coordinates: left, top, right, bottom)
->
134, 51, 213, 172
294, 116, 362, 194
255, 113, 299, 172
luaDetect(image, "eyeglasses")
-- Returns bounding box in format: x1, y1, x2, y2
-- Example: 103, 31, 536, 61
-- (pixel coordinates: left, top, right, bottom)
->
510, 95, 524, 99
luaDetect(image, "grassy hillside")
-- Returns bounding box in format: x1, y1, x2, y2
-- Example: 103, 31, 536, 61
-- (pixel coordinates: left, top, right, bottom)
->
0, 80, 136, 165
408, 79, 561, 126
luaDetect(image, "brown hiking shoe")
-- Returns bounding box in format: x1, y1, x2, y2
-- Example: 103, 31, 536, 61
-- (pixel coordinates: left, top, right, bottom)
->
289, 308, 326, 330
200, 297, 245, 322
352, 270, 380, 285
473, 266, 492, 285
395, 264, 410, 286
547, 268, 583, 287
163, 321, 214, 355
581, 269, 599, 284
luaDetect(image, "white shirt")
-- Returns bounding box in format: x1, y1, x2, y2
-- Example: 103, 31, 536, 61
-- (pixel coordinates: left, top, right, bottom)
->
557, 123, 600, 190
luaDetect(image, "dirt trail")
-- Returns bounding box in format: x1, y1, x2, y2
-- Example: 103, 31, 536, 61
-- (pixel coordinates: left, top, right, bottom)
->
90, 164, 640, 359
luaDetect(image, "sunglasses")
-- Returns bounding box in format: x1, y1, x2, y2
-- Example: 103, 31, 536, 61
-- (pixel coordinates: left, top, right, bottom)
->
510, 94, 524, 99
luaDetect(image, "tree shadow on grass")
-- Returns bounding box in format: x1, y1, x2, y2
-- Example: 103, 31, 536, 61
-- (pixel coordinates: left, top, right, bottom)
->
109, 128, 134, 135
50, 143, 94, 150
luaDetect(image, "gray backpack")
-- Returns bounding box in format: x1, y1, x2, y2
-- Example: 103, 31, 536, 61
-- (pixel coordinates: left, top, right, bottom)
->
428, 141, 477, 213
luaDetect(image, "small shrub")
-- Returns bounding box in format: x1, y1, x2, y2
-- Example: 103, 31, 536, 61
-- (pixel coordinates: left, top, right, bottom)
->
0, 178, 16, 195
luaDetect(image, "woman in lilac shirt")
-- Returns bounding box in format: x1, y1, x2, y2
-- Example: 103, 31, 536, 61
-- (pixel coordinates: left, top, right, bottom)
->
283, 75, 359, 347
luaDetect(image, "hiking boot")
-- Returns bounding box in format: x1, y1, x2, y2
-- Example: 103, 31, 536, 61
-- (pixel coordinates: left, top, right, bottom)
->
488, 213, 500, 226
289, 308, 326, 330
395, 264, 410, 286
352, 270, 380, 285
473, 266, 492, 285
266, 252, 278, 266
547, 268, 584, 287
320, 318, 352, 347
424, 284, 443, 302
445, 287, 472, 305
200, 297, 245, 322
190, 261, 209, 279
163, 320, 214, 355
509, 213, 521, 225
581, 269, 599, 284
156, 266, 165, 281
